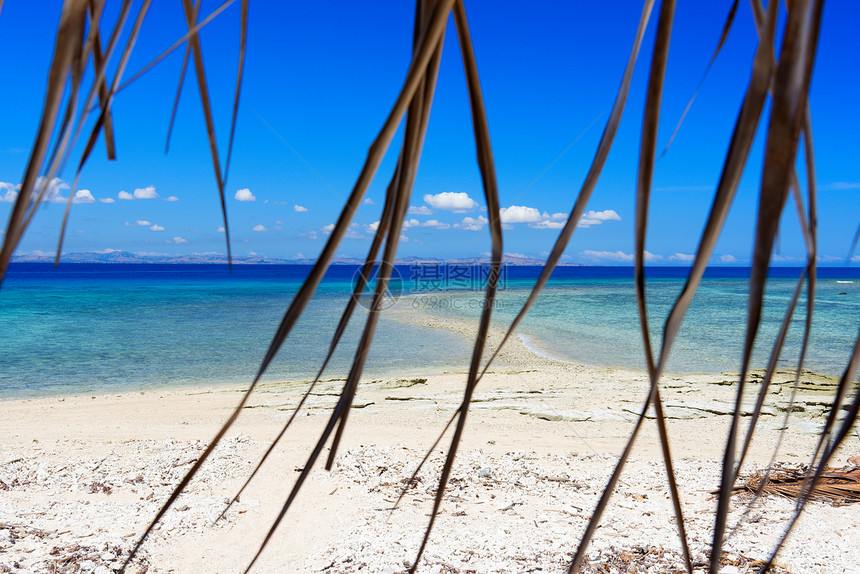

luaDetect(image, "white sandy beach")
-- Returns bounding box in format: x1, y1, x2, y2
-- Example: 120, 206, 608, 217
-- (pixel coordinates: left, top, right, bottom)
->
1, 307, 858, 573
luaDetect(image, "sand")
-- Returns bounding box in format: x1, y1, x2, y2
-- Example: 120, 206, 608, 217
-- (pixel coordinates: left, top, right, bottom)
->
1, 307, 859, 573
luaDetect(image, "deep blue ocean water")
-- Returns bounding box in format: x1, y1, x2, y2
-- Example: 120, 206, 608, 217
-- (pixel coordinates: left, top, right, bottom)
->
1, 263, 857, 397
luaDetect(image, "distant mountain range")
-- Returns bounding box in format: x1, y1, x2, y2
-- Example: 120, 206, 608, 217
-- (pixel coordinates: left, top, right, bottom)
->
11, 250, 570, 266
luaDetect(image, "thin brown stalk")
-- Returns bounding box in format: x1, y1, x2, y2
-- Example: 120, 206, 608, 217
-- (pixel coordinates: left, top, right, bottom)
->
55, 0, 152, 265
325, 7, 443, 468
410, 1, 503, 568
123, 1, 454, 569
217, 160, 403, 523
0, 0, 86, 283
222, 0, 248, 184
112, 0, 236, 98
848, 222, 860, 264
659, 0, 739, 158
242, 13, 445, 572
165, 0, 198, 153
712, 0, 821, 571
477, 0, 656, 387
631, 1, 692, 571
721, 0, 817, 528
391, 408, 459, 514
763, 328, 860, 572
51, 23, 88, 265
88, 0, 116, 160
735, 269, 807, 474
181, 0, 232, 268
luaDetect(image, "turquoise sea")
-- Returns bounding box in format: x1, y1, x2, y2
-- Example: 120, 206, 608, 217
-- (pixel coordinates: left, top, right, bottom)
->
1, 263, 857, 397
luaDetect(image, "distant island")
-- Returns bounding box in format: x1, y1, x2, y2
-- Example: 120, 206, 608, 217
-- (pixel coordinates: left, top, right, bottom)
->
11, 250, 570, 266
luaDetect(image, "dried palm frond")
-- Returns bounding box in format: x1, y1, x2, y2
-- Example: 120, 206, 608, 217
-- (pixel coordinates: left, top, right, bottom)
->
659, 0, 739, 158
3, 2, 860, 574
739, 463, 860, 506
0, 0, 240, 284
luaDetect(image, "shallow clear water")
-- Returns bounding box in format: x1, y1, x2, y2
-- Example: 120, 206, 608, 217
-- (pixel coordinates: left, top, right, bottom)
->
1, 263, 857, 397
0, 264, 471, 397
402, 266, 860, 375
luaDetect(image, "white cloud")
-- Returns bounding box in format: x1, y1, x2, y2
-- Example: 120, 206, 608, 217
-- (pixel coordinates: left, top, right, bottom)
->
118, 191, 133, 200
168, 236, 188, 244
529, 211, 572, 229
73, 189, 95, 204
234, 188, 256, 202
422, 219, 450, 229
817, 255, 843, 263
367, 218, 421, 234
423, 192, 478, 212
165, 196, 179, 202
253, 224, 267, 232
580, 250, 662, 263
408, 205, 433, 215
149, 224, 165, 232
0, 182, 20, 202
33, 177, 69, 203
133, 185, 159, 199
505, 252, 528, 259
345, 222, 364, 239
668, 253, 695, 262
580, 250, 633, 263
500, 205, 542, 224
363, 198, 375, 205
454, 215, 488, 231
217, 226, 226, 233
531, 219, 566, 229
0, 178, 65, 205
294, 204, 308, 212
579, 209, 622, 228
772, 254, 805, 263
822, 182, 860, 191
719, 254, 738, 263
587, 209, 621, 221
99, 197, 115, 204
124, 220, 151, 227
299, 230, 319, 240
400, 234, 409, 243
319, 223, 365, 239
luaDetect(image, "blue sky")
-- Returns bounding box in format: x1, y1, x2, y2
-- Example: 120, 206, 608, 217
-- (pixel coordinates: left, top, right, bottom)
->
0, 1, 857, 264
